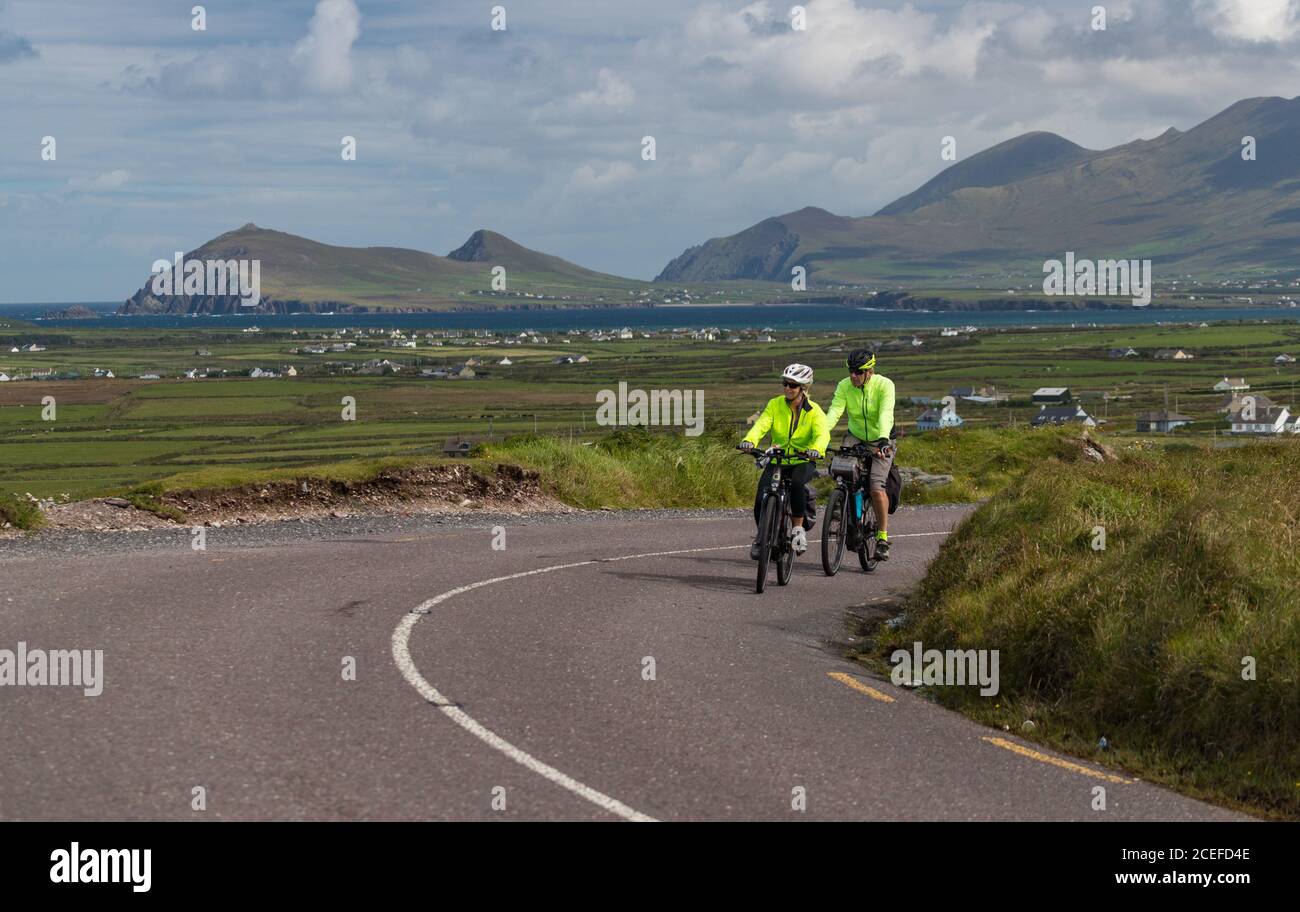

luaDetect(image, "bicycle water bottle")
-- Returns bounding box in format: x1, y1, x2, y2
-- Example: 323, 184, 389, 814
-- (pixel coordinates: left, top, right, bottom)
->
854, 489, 864, 522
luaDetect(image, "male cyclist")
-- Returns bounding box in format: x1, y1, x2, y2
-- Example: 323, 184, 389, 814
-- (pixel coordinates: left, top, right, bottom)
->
739, 363, 830, 558
824, 349, 896, 559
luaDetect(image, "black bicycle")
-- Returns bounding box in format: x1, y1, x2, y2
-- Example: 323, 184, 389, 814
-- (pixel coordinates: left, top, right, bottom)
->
738, 445, 819, 593
821, 443, 884, 576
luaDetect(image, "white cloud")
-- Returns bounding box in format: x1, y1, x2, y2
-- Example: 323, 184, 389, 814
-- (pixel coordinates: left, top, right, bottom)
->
575, 68, 635, 108
68, 170, 130, 191
1195, 0, 1300, 43
292, 0, 362, 92
734, 148, 835, 183
660, 0, 998, 105
568, 161, 638, 193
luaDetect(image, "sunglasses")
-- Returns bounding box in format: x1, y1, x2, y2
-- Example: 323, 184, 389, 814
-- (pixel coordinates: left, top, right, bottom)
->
782, 380, 802, 389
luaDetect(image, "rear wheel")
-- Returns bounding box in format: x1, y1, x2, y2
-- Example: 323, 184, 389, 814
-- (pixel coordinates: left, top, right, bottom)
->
755, 494, 777, 593
858, 498, 880, 573
821, 487, 847, 576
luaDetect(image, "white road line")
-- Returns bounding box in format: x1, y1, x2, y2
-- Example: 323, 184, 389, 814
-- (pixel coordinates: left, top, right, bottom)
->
391, 531, 953, 821
392, 542, 746, 823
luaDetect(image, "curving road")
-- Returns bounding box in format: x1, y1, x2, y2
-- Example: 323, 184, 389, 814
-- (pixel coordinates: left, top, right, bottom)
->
0, 506, 1246, 821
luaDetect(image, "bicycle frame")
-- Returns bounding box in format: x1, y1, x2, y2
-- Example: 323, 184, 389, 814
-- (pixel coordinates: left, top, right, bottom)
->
822, 443, 881, 575
740, 446, 818, 592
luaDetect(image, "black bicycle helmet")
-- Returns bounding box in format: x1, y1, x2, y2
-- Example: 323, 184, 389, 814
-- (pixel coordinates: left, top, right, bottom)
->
846, 349, 876, 372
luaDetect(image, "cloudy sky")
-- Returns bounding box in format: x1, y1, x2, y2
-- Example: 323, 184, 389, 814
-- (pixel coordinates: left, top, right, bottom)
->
3, 0, 1300, 301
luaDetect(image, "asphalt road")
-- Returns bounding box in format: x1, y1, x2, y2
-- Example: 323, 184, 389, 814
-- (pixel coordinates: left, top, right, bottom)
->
0, 506, 1246, 821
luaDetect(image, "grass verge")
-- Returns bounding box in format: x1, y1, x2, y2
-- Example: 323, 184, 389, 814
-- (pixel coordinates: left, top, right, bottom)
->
855, 438, 1300, 819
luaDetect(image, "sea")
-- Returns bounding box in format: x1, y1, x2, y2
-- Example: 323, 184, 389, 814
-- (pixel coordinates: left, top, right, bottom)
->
3, 301, 1299, 333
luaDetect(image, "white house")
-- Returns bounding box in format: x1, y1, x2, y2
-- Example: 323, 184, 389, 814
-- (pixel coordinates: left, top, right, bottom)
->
0, 373, 10, 382
940, 327, 958, 337
498, 357, 513, 366
916, 406, 964, 430
618, 327, 634, 339
284, 366, 298, 377
1213, 377, 1249, 392
1230, 404, 1290, 435
1275, 354, 1296, 365
1031, 405, 1096, 427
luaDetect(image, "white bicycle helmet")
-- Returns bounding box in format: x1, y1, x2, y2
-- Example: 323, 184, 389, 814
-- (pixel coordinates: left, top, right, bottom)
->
782, 363, 814, 386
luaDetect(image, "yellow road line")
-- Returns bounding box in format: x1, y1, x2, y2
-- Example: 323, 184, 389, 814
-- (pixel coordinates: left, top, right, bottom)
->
981, 736, 1132, 784
827, 672, 895, 703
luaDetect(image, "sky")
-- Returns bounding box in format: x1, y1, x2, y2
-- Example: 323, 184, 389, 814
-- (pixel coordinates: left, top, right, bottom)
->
4, 0, 1300, 301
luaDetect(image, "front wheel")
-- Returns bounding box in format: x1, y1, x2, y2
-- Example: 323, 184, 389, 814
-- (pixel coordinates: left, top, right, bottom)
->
821, 487, 847, 576
755, 494, 777, 593
775, 502, 794, 586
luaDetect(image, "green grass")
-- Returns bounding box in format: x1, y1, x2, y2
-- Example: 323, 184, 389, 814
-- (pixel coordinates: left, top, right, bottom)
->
892, 426, 1097, 503
125, 424, 761, 512
477, 426, 757, 509
0, 494, 46, 530
133, 454, 441, 494
857, 437, 1300, 818
122, 485, 186, 522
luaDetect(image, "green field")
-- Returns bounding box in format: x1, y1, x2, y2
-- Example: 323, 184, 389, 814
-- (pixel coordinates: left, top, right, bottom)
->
4, 319, 1300, 501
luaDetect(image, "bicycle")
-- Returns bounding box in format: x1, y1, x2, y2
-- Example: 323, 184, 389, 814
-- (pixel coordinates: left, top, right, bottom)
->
820, 443, 887, 576
738, 445, 820, 593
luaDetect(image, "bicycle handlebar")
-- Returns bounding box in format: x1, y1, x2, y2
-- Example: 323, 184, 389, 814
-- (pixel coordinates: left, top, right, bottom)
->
736, 445, 821, 461
832, 441, 895, 459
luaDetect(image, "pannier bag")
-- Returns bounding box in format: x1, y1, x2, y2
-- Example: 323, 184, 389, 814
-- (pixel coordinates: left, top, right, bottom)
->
886, 462, 902, 515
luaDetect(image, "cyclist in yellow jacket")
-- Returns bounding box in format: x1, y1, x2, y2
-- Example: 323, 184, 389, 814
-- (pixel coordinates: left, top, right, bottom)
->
740, 363, 830, 558
824, 349, 896, 559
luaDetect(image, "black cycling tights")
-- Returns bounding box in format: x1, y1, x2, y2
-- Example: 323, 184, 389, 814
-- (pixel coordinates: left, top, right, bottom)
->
753, 461, 815, 526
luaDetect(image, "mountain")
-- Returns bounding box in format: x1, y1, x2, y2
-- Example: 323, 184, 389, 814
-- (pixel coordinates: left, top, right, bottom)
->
120, 224, 645, 314
657, 96, 1300, 284
875, 132, 1094, 216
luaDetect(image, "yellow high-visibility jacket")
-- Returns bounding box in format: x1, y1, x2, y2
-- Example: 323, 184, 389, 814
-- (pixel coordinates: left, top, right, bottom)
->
825, 373, 895, 442
743, 395, 831, 463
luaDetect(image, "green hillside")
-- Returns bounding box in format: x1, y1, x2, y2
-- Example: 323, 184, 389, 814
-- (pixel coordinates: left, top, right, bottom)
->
119, 224, 653, 314
658, 96, 1300, 285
